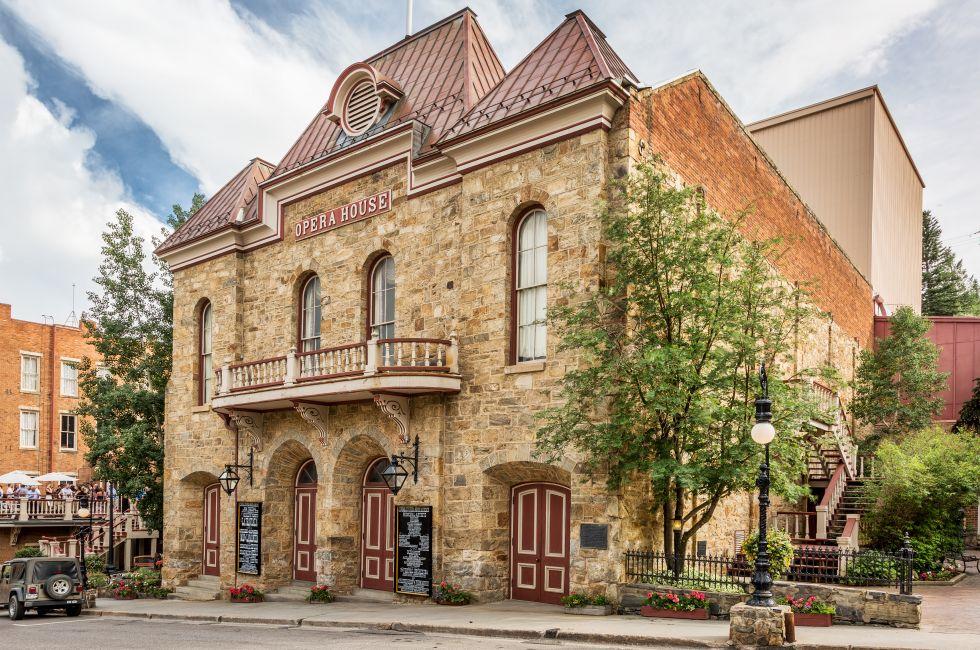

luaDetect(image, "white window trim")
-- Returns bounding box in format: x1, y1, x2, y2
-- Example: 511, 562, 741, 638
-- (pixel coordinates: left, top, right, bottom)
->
19, 351, 41, 394
19, 407, 40, 450
59, 411, 78, 451
60, 357, 80, 397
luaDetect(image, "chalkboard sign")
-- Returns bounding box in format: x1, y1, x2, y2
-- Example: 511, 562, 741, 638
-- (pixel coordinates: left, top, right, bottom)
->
237, 502, 262, 575
579, 523, 608, 550
395, 505, 432, 596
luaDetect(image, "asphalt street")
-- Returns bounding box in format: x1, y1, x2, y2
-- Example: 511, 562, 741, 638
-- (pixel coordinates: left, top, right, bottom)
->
2, 614, 651, 649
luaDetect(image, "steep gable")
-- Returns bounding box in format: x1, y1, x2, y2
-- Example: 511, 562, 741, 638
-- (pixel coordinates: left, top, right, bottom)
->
273, 8, 504, 179
439, 10, 637, 144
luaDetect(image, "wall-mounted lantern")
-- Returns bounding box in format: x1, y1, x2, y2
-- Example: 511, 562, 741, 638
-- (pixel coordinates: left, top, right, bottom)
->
381, 435, 420, 496
219, 448, 254, 496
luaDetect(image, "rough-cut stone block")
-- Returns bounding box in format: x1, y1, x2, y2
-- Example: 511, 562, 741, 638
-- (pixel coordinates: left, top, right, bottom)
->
729, 603, 789, 648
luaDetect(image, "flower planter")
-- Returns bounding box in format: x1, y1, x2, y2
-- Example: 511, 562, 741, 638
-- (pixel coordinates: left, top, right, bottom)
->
564, 604, 614, 616
230, 597, 263, 604
793, 612, 832, 627
435, 599, 470, 606
640, 605, 708, 620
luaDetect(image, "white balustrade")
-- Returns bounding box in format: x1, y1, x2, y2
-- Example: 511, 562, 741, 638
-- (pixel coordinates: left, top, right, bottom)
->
298, 344, 367, 379
230, 356, 288, 390
376, 338, 452, 369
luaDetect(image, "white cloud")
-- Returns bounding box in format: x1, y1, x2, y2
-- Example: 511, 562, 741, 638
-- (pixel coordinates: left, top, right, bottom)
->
6, 0, 333, 193
0, 39, 159, 322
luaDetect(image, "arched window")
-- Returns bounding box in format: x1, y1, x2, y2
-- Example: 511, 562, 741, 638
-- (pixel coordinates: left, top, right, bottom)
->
514, 209, 547, 362
370, 256, 395, 340
300, 275, 321, 352
199, 301, 213, 404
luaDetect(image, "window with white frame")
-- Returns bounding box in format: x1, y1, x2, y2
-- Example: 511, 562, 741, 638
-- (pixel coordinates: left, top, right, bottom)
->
60, 414, 77, 450
20, 410, 38, 449
20, 353, 40, 392
515, 209, 548, 361
60, 360, 78, 397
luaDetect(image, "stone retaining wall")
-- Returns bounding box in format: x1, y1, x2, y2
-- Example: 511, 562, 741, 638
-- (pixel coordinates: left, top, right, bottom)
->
620, 581, 921, 628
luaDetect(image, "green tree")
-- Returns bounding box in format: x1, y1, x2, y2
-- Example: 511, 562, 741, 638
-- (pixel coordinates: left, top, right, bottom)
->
954, 378, 980, 433
535, 166, 827, 557
76, 197, 202, 532
921, 210, 979, 316
851, 306, 946, 446
861, 427, 980, 568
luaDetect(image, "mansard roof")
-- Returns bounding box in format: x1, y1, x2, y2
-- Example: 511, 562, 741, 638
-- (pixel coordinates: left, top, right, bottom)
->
439, 10, 638, 144
272, 8, 505, 178
156, 158, 274, 253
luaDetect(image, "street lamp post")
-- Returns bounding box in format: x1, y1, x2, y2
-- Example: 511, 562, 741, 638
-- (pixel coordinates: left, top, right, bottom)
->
76, 496, 93, 590
747, 363, 776, 608
671, 519, 683, 577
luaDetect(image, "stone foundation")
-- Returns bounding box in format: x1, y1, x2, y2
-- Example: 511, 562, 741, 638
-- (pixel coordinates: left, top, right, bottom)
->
729, 603, 789, 648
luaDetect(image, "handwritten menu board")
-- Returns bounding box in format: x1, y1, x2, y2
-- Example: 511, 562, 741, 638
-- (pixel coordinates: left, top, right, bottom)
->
395, 505, 432, 596
237, 502, 262, 575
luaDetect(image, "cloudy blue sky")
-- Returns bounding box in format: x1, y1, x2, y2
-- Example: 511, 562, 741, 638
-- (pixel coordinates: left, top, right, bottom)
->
0, 0, 977, 322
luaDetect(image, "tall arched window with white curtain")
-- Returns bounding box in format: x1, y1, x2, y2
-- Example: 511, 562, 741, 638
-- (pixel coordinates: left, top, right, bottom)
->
370, 256, 395, 364
300, 275, 322, 352
515, 208, 548, 362
199, 301, 213, 404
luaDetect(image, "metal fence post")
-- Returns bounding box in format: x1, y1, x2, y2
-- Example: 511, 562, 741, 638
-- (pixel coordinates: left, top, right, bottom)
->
899, 532, 913, 595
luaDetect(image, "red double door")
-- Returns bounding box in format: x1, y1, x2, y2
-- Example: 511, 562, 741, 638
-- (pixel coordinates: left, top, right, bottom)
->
511, 483, 570, 604
203, 484, 221, 576
361, 458, 395, 591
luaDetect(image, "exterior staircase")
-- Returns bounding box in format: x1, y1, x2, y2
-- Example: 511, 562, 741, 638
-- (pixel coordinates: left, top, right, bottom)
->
170, 575, 222, 601
828, 478, 875, 539
265, 581, 314, 602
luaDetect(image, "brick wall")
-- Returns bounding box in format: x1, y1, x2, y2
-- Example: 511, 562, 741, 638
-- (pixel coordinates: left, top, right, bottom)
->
0, 303, 97, 478
627, 74, 873, 347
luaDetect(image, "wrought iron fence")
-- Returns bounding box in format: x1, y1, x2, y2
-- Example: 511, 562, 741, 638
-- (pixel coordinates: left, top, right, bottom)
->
625, 545, 914, 594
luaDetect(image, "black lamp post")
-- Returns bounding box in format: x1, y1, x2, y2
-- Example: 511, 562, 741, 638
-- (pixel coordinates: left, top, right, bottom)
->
106, 484, 116, 573
381, 436, 420, 496
747, 363, 776, 608
671, 519, 683, 576
219, 449, 254, 496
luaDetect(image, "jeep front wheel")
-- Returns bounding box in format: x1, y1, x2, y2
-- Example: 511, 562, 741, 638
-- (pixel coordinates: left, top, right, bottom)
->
8, 595, 24, 621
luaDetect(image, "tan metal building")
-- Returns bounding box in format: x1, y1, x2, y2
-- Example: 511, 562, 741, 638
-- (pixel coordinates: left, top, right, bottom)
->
747, 87, 924, 314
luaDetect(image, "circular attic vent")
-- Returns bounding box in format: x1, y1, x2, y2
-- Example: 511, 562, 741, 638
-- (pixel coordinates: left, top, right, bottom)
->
343, 79, 381, 136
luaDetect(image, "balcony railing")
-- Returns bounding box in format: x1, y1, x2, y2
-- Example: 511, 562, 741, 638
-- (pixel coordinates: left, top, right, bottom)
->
216, 337, 458, 396
0, 497, 115, 523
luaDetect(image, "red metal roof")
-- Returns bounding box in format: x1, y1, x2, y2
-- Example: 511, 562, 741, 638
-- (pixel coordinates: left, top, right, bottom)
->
156, 158, 274, 252
439, 10, 637, 144
272, 8, 504, 178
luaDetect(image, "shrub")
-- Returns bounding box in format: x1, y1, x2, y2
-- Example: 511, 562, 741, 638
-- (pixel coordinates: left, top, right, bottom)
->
741, 529, 793, 578
307, 585, 335, 603
779, 595, 835, 615
229, 584, 263, 602
87, 573, 109, 590
642, 590, 707, 611
112, 578, 138, 599
85, 555, 107, 574
14, 546, 44, 558
841, 551, 900, 585
560, 593, 611, 608
433, 581, 472, 605
146, 586, 174, 599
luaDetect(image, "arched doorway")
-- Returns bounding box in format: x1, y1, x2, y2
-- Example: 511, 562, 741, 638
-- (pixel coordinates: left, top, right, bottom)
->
293, 460, 318, 582
510, 482, 570, 604
361, 457, 394, 591
203, 483, 220, 577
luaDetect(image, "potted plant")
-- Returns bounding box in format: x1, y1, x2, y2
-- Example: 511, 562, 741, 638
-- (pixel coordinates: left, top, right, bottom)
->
741, 528, 794, 579
307, 584, 335, 603
640, 590, 709, 620
433, 581, 472, 605
561, 592, 614, 615
780, 595, 835, 626
229, 584, 264, 603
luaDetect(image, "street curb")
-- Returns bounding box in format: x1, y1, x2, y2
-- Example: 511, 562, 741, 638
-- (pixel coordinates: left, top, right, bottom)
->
79, 609, 935, 650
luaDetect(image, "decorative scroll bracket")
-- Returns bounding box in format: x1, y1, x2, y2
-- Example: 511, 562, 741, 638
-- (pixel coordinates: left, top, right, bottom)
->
373, 393, 410, 443
218, 410, 264, 452
293, 402, 330, 447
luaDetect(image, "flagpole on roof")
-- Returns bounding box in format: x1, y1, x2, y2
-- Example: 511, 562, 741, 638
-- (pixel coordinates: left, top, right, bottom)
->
406, 0, 413, 36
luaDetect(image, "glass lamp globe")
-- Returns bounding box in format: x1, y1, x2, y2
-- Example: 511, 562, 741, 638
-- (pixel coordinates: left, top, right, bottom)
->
751, 421, 776, 445
77, 507, 90, 519
381, 457, 409, 495
218, 466, 240, 495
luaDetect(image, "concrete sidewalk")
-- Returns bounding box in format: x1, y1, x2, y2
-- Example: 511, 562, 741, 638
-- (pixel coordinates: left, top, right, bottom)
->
82, 597, 979, 649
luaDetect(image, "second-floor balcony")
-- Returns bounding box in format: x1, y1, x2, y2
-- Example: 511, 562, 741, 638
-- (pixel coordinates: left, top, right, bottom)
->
211, 336, 461, 412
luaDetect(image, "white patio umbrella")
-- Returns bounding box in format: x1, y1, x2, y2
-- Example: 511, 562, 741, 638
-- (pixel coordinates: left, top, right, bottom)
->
0, 470, 40, 485
35, 472, 77, 483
